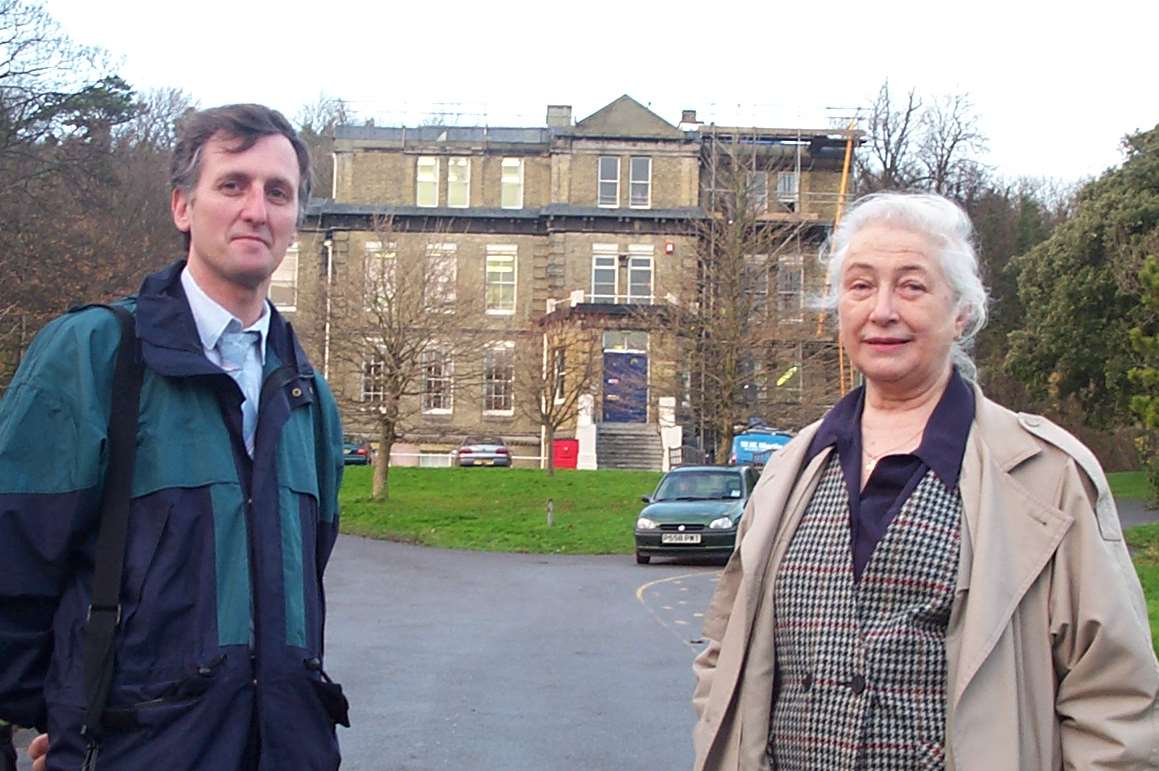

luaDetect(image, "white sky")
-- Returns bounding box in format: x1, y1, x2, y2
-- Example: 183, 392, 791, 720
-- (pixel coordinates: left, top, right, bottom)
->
43, 0, 1158, 184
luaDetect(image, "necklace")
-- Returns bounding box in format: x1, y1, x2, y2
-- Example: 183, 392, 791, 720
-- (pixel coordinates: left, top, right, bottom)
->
862, 425, 925, 472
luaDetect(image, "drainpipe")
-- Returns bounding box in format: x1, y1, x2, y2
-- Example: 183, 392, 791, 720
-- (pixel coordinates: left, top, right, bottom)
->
540, 329, 548, 469
323, 235, 334, 379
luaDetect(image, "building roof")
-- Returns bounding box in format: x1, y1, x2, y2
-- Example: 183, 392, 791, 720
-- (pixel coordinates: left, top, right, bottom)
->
569, 95, 685, 140
334, 125, 550, 145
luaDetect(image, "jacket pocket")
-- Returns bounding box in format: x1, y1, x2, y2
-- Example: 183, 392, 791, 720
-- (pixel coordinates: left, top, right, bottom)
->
101, 655, 224, 732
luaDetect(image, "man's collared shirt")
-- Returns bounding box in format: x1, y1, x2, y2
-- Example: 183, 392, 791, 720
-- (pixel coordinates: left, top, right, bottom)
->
805, 368, 975, 580
180, 267, 270, 456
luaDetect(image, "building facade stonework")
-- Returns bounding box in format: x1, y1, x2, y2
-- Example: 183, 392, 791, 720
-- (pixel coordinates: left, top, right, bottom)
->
280, 96, 856, 468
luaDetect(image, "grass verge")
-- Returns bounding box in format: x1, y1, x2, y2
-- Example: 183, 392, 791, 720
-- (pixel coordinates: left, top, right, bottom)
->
1108, 470, 1149, 502
1125, 524, 1159, 657
339, 466, 662, 554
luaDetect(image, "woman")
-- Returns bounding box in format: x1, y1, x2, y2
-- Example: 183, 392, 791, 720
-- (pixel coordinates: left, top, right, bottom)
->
691, 193, 1158, 770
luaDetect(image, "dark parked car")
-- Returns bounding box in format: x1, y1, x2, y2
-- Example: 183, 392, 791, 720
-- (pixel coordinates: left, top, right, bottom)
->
343, 436, 371, 465
454, 436, 511, 467
634, 465, 761, 564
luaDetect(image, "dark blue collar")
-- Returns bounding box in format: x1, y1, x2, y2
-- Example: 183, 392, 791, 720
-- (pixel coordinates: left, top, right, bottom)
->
133, 260, 312, 380
807, 368, 975, 487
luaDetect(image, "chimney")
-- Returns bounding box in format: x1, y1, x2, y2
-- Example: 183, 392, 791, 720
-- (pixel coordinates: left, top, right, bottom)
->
546, 105, 572, 129
679, 109, 701, 132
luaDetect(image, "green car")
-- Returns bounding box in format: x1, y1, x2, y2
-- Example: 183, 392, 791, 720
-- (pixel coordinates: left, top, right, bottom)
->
634, 465, 762, 564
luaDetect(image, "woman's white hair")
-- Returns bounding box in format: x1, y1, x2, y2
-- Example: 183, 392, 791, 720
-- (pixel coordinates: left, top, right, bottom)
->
823, 192, 989, 380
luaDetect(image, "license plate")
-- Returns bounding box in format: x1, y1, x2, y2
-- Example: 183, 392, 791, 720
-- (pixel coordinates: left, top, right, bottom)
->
661, 533, 701, 544
480, 459, 493, 466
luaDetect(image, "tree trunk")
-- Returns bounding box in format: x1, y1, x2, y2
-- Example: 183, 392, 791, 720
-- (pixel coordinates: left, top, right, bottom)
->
372, 421, 395, 501
717, 427, 733, 466
544, 425, 556, 476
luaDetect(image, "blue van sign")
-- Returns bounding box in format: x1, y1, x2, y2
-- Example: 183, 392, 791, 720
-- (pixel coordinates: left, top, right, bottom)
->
730, 429, 793, 465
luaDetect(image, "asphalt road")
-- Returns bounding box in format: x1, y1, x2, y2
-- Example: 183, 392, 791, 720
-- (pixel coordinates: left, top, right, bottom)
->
323, 536, 721, 771
12, 499, 1156, 770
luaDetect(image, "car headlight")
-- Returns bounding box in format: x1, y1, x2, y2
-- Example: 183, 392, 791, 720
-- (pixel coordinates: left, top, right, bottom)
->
636, 517, 659, 530
708, 516, 735, 530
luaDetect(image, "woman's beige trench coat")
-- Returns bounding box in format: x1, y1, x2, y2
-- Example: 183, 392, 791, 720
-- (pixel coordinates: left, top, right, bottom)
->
692, 384, 1159, 770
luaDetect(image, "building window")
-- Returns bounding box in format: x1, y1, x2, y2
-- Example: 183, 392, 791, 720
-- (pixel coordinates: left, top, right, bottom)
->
425, 243, 457, 309
417, 156, 439, 207
501, 158, 523, 209
421, 348, 453, 414
598, 156, 619, 207
364, 241, 397, 310
629, 156, 651, 208
591, 245, 618, 303
602, 330, 648, 352
483, 343, 514, 414
447, 157, 470, 208
627, 245, 653, 303
749, 171, 768, 213
485, 245, 517, 314
362, 354, 385, 402
739, 355, 766, 408
776, 255, 803, 321
269, 242, 299, 310
552, 347, 566, 403
777, 171, 799, 210
744, 254, 770, 315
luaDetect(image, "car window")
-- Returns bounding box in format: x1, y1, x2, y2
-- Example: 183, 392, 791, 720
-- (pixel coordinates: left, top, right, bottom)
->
654, 470, 745, 501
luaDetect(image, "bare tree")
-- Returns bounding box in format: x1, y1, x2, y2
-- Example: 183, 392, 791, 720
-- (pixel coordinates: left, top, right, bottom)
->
329, 216, 484, 500
857, 81, 990, 200
920, 92, 987, 197
665, 131, 841, 460
295, 94, 349, 200
515, 317, 600, 475
856, 81, 923, 192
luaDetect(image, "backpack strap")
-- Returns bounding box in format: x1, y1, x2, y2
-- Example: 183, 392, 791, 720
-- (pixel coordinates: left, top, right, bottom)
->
79, 304, 143, 766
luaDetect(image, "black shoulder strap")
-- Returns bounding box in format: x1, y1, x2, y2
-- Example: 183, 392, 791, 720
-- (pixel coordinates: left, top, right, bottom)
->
80, 305, 143, 756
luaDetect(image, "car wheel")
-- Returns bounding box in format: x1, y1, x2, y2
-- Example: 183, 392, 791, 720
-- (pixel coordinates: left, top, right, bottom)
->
636, 552, 650, 565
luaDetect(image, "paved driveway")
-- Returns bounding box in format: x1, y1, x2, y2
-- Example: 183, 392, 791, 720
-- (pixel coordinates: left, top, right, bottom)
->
324, 536, 722, 771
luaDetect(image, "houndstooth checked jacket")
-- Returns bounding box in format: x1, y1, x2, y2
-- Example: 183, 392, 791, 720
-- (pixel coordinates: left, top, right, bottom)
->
769, 458, 960, 769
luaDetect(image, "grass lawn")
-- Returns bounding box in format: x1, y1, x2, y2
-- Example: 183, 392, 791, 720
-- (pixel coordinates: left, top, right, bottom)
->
1125, 524, 1159, 658
339, 466, 661, 554
1108, 470, 1150, 502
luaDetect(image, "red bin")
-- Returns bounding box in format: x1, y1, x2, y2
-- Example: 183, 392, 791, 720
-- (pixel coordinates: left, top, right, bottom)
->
552, 439, 579, 469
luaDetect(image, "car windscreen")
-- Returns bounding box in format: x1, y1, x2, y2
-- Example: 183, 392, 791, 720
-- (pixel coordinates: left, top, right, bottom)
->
654, 470, 745, 501
464, 437, 502, 446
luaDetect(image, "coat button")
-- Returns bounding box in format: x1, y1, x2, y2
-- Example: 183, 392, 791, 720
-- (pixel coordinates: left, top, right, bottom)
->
849, 674, 867, 695
291, 387, 303, 398
801, 672, 813, 692
305, 657, 322, 671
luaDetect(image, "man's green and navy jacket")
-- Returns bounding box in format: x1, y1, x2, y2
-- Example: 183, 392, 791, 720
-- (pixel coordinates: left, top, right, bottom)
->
0, 262, 346, 770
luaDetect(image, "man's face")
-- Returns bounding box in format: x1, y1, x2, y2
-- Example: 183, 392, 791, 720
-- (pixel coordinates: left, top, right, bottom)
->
171, 131, 300, 293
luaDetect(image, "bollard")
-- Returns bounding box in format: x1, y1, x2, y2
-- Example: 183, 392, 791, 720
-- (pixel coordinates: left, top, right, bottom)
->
546, 498, 554, 528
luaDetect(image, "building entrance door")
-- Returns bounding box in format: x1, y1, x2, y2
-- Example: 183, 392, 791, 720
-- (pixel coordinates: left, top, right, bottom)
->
603, 350, 648, 422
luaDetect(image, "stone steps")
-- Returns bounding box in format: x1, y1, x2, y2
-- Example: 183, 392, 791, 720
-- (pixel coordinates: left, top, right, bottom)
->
597, 423, 664, 470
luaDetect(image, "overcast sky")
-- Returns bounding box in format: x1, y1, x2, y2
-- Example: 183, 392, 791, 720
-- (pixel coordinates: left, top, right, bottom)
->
42, 0, 1158, 184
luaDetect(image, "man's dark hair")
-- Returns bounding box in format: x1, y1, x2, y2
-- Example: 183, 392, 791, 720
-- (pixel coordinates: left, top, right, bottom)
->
170, 104, 313, 240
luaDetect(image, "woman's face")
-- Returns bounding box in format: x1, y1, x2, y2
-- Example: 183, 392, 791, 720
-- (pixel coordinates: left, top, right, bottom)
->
838, 223, 966, 397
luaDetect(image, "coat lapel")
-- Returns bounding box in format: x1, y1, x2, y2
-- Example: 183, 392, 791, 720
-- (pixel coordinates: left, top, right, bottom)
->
739, 425, 829, 645
950, 389, 1074, 710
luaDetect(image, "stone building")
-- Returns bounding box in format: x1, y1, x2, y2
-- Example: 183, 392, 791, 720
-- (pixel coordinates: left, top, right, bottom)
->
279, 95, 856, 469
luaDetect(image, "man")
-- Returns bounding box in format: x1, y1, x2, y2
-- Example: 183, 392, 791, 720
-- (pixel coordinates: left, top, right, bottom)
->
0, 104, 347, 770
